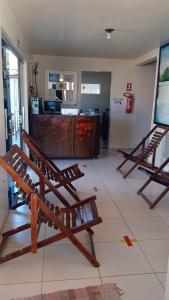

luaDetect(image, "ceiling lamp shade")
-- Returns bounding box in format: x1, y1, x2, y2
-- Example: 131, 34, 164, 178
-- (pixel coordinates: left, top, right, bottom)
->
59, 73, 64, 82
105, 28, 114, 40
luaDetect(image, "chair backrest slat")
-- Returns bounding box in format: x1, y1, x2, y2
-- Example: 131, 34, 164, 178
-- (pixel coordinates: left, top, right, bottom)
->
0, 145, 36, 200
143, 127, 169, 160
22, 130, 60, 172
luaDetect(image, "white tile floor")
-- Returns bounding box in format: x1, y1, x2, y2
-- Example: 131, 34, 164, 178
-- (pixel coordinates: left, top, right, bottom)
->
0, 149, 168, 299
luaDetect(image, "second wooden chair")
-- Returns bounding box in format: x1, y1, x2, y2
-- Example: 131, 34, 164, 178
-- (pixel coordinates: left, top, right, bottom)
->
117, 125, 169, 178
137, 156, 169, 208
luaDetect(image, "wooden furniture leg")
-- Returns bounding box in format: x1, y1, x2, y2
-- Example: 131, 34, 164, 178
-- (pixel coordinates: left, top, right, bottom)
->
31, 193, 38, 253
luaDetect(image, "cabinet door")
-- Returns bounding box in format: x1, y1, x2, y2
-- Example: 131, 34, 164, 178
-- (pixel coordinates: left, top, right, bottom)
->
74, 116, 99, 158
31, 115, 74, 158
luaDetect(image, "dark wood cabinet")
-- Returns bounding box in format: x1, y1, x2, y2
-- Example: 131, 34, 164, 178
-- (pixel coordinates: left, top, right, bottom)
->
30, 115, 100, 158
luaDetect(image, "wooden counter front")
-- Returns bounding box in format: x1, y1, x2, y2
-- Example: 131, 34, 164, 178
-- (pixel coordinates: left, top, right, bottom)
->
30, 114, 100, 158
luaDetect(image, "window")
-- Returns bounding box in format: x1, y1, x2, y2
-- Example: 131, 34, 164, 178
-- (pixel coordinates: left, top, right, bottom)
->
81, 83, 101, 94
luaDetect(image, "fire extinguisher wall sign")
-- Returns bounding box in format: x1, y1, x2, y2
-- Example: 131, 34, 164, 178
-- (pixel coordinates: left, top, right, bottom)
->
126, 83, 132, 92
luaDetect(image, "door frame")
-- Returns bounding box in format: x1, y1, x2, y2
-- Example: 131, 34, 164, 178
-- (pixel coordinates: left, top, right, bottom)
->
1, 29, 29, 137
80, 70, 112, 149
2, 38, 23, 150
1, 29, 29, 207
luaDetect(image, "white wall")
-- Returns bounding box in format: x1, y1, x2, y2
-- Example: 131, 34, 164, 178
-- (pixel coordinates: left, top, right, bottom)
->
33, 54, 156, 148
0, 0, 31, 230
132, 63, 156, 146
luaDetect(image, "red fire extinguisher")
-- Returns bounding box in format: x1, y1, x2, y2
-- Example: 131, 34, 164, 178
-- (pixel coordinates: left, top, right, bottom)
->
126, 95, 132, 113
123, 92, 134, 113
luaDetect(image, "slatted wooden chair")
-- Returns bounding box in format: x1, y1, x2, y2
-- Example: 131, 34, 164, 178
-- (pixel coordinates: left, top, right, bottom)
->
20, 129, 84, 204
0, 145, 102, 266
5, 144, 94, 209
137, 157, 169, 208
10, 130, 85, 209
116, 125, 169, 178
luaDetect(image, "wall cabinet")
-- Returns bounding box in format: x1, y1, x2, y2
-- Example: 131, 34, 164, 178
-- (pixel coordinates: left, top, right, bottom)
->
30, 115, 100, 158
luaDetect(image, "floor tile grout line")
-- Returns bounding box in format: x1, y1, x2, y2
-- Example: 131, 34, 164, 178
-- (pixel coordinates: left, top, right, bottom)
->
102, 166, 169, 230
99, 272, 158, 278
41, 276, 102, 284
0, 272, 161, 287
151, 214, 169, 229
136, 240, 159, 274
91, 160, 127, 195
154, 272, 165, 290
0, 281, 42, 286
0, 277, 103, 287
97, 268, 103, 284
4, 236, 169, 250
0, 151, 168, 297
40, 272, 157, 283
107, 192, 157, 274
108, 165, 169, 276
86, 159, 162, 274
53, 153, 168, 287
120, 215, 158, 275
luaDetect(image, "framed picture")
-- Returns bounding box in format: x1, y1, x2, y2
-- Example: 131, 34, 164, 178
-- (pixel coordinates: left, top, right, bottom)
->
49, 73, 60, 83
154, 43, 169, 126
45, 70, 77, 104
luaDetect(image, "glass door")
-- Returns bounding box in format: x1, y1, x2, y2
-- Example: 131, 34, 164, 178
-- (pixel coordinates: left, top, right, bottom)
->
2, 40, 23, 150
2, 39, 23, 207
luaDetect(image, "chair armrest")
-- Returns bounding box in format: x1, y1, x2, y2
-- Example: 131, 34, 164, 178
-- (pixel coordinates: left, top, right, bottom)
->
117, 149, 128, 155
65, 196, 97, 211
138, 167, 154, 176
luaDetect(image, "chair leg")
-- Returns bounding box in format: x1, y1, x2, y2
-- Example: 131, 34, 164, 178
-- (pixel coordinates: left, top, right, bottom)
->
88, 229, 96, 260
72, 237, 99, 267
2, 223, 31, 238
63, 184, 81, 202
31, 194, 38, 253
0, 228, 99, 267
0, 223, 31, 258
137, 178, 152, 195
122, 162, 139, 178
138, 179, 169, 209
10, 200, 25, 210
150, 187, 169, 209
38, 199, 100, 267
67, 182, 77, 192
137, 178, 155, 207
116, 158, 128, 171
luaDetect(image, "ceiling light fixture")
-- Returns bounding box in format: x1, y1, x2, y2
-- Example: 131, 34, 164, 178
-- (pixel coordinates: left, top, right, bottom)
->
59, 73, 64, 82
59, 70, 64, 82
105, 28, 114, 40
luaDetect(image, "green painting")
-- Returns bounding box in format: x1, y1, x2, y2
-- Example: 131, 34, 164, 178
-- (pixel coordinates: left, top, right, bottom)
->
154, 44, 169, 126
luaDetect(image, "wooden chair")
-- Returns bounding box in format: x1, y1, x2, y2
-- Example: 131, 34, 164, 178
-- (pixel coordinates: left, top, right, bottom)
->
0, 145, 102, 266
10, 130, 85, 209
116, 125, 169, 178
6, 145, 93, 210
21, 129, 84, 195
137, 157, 169, 208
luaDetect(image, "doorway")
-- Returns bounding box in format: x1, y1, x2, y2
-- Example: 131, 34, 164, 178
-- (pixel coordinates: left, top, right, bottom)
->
2, 39, 23, 207
2, 40, 23, 150
81, 71, 111, 148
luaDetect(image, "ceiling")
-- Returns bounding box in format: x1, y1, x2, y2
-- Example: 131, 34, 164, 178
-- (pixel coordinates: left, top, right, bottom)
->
7, 0, 169, 59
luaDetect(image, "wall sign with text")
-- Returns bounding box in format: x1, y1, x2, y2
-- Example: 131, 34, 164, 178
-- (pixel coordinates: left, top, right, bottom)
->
126, 83, 132, 92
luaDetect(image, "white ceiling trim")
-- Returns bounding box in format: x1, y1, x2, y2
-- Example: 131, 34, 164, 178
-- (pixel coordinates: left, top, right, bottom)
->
133, 49, 159, 66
